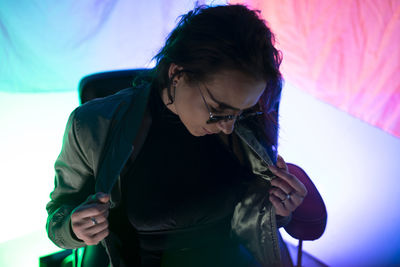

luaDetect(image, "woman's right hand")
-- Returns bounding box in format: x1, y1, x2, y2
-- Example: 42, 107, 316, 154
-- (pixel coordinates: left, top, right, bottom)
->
71, 192, 110, 245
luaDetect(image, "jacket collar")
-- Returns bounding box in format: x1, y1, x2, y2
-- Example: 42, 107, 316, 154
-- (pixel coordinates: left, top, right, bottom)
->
235, 123, 276, 182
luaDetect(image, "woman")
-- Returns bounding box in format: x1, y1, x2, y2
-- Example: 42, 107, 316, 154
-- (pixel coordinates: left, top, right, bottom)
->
46, 4, 307, 267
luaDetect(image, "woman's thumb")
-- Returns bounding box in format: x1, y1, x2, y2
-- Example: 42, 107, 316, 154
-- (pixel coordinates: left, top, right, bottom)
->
95, 192, 110, 203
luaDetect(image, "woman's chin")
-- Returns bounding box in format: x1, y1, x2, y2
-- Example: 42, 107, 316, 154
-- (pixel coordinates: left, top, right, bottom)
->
186, 126, 209, 137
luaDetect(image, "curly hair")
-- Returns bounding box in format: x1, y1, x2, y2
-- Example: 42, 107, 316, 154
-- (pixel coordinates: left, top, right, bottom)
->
152, 4, 283, 148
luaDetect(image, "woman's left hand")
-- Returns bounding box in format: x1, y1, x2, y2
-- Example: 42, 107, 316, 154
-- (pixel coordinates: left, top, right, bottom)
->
268, 155, 308, 217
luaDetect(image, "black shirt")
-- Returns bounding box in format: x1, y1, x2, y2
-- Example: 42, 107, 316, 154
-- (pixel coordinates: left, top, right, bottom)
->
112, 86, 260, 267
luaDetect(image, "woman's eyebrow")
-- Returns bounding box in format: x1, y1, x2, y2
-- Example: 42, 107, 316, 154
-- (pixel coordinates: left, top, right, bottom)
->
205, 87, 241, 111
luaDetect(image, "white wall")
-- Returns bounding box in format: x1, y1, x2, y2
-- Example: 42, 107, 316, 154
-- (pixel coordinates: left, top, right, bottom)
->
279, 82, 400, 266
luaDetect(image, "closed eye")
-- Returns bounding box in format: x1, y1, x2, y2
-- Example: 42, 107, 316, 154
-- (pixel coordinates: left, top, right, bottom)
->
210, 105, 227, 114
211, 104, 257, 115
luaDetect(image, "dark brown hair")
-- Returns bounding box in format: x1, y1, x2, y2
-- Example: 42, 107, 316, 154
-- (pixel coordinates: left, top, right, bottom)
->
152, 4, 283, 149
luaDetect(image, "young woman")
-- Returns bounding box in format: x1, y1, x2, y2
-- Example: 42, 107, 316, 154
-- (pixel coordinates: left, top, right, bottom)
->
46, 4, 307, 267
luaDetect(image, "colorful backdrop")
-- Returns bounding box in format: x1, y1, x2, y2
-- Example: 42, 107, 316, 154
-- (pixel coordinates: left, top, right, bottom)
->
231, 0, 400, 138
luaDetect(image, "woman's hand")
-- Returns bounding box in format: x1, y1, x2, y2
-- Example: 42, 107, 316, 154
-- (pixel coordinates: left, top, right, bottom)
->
70, 192, 110, 246
268, 155, 308, 217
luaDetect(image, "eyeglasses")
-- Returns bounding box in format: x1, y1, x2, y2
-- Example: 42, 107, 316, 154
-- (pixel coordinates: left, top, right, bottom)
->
196, 84, 264, 124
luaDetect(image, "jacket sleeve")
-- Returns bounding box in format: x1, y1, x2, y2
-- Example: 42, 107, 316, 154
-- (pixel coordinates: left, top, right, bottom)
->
46, 107, 96, 249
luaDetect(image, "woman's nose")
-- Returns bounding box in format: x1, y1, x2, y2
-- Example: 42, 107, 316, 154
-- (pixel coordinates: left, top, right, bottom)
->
217, 119, 235, 134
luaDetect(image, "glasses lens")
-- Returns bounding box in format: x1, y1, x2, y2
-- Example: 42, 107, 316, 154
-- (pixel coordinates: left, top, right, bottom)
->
206, 117, 218, 124
206, 114, 237, 124
238, 111, 264, 121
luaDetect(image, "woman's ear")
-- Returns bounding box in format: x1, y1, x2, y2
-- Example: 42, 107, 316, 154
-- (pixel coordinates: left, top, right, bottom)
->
168, 63, 184, 81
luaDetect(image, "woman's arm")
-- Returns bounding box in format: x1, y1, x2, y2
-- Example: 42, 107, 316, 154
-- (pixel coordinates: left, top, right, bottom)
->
46, 108, 96, 249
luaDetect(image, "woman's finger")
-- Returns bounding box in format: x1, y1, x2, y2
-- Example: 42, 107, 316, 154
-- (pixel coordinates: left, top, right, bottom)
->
85, 192, 110, 205
73, 203, 110, 219
269, 194, 291, 217
270, 178, 293, 195
270, 175, 306, 209
288, 192, 305, 207
281, 197, 296, 211
84, 211, 109, 227
85, 227, 110, 246
269, 187, 290, 202
86, 220, 109, 235
276, 155, 288, 171
92, 209, 109, 224
76, 219, 109, 240
269, 166, 307, 197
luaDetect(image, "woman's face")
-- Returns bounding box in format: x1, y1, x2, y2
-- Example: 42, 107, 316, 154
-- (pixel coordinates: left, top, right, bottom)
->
162, 64, 267, 136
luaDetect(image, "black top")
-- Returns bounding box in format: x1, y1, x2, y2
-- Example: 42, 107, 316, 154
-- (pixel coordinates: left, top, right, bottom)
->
110, 86, 260, 267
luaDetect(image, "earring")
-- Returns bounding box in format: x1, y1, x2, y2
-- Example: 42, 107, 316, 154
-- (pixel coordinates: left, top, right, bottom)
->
172, 80, 177, 101
166, 80, 177, 105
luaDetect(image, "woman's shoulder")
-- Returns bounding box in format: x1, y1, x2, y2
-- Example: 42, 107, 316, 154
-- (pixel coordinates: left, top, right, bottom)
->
78, 87, 134, 114
69, 84, 151, 134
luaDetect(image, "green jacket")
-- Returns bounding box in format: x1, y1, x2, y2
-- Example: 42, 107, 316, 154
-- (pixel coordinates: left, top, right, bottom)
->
46, 84, 284, 266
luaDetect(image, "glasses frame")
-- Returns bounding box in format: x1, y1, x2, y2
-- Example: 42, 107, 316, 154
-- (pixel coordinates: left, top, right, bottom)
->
196, 84, 264, 124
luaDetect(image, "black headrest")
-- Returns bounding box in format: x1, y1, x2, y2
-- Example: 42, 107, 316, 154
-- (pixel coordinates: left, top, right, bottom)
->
78, 68, 152, 104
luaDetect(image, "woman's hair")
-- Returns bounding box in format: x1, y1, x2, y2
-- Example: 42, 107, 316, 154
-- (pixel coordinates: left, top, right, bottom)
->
152, 4, 283, 148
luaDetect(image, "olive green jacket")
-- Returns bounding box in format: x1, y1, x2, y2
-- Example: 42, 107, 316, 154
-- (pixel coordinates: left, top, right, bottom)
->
46, 84, 284, 266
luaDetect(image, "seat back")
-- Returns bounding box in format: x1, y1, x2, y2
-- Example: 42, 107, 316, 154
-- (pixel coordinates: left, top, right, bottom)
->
79, 68, 152, 104
285, 163, 327, 241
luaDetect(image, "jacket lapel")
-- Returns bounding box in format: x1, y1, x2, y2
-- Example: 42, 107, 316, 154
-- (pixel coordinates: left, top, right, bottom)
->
233, 122, 282, 266
95, 85, 151, 196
